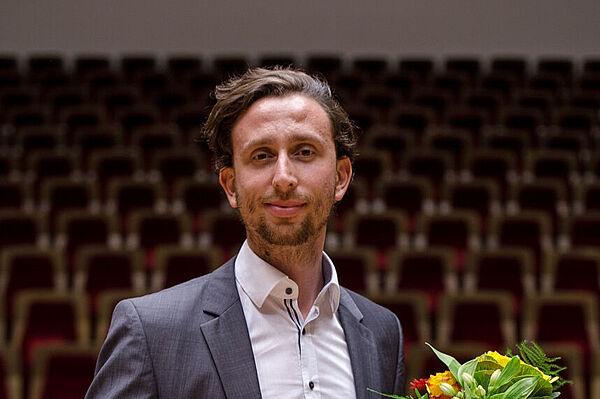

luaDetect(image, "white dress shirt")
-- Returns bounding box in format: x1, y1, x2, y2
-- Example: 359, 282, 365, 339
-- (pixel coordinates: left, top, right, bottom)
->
235, 241, 356, 399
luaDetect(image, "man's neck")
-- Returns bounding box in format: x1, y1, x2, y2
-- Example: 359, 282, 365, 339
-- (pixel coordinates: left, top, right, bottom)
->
247, 234, 325, 318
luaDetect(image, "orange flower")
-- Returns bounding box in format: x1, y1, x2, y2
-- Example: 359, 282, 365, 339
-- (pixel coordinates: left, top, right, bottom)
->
426, 371, 461, 399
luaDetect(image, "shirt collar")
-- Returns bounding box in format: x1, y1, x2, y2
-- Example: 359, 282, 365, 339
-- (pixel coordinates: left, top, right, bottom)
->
235, 240, 340, 313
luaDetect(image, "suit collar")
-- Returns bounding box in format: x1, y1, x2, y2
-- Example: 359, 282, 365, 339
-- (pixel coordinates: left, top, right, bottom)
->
199, 258, 262, 399
199, 259, 382, 399
338, 289, 383, 399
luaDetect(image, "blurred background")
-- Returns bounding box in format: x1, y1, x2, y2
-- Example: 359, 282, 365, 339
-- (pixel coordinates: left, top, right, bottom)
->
0, 1, 599, 398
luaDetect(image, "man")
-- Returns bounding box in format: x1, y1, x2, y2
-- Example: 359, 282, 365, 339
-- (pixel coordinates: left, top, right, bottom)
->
86, 67, 404, 398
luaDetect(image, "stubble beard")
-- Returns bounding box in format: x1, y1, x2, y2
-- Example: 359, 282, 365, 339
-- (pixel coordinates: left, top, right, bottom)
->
236, 189, 336, 247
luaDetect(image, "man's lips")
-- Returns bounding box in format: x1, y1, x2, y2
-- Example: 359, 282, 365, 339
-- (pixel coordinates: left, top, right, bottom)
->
264, 200, 306, 217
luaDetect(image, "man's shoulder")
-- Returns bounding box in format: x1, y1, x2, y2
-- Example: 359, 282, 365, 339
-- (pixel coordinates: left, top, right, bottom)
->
125, 258, 236, 316
340, 287, 399, 323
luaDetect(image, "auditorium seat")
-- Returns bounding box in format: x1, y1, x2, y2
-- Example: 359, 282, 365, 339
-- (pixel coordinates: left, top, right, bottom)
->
363, 125, 415, 168
443, 108, 488, 143
537, 57, 574, 83
125, 210, 193, 262
541, 249, 600, 296
521, 292, 599, 378
115, 104, 160, 140
97, 85, 140, 118
150, 148, 204, 193
171, 102, 211, 145
501, 107, 545, 142
73, 246, 145, 311
94, 290, 140, 344
506, 178, 568, 233
436, 291, 516, 349
26, 151, 80, 197
352, 57, 389, 79
573, 182, 600, 213
462, 149, 518, 198
326, 248, 379, 295
350, 149, 393, 184
390, 105, 434, 139
151, 246, 220, 291
55, 210, 121, 263
105, 178, 167, 223
342, 210, 409, 257
0, 88, 37, 122
39, 178, 99, 233
11, 291, 90, 367
0, 347, 21, 399
60, 104, 107, 138
73, 55, 111, 80
463, 248, 536, 306
424, 129, 472, 168
0, 55, 17, 72
411, 89, 451, 121
15, 126, 62, 163
28, 343, 97, 399
167, 55, 202, 81
6, 105, 51, 132
368, 291, 430, 351
0, 211, 47, 250
305, 54, 342, 79
134, 70, 171, 98
414, 211, 480, 256
258, 55, 297, 69
73, 125, 122, 168
88, 148, 143, 196
27, 55, 64, 78
479, 72, 518, 100
399, 148, 454, 191
555, 107, 598, 136
399, 58, 435, 81
513, 89, 555, 123
45, 87, 87, 117
372, 177, 435, 222
0, 247, 67, 341
0, 179, 32, 211
487, 211, 553, 272
172, 179, 226, 229
0, 152, 18, 179
120, 55, 156, 82
529, 343, 586, 399
482, 131, 530, 172
386, 248, 458, 307
199, 210, 246, 258
382, 71, 416, 99
445, 57, 481, 81
462, 89, 503, 123
439, 179, 501, 227
490, 57, 528, 82
131, 125, 181, 170
212, 56, 249, 80
559, 212, 600, 249
524, 150, 580, 187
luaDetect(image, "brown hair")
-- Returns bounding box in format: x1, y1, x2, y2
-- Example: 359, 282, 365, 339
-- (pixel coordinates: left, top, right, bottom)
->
202, 67, 357, 171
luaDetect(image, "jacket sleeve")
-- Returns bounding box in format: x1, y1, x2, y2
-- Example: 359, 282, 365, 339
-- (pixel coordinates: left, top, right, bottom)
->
392, 314, 406, 395
85, 299, 159, 399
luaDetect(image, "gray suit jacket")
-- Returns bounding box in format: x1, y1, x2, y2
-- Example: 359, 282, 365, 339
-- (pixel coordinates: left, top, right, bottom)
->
85, 258, 404, 398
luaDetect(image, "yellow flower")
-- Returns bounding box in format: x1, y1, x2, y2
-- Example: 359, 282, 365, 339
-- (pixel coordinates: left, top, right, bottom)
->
427, 371, 461, 399
478, 351, 553, 382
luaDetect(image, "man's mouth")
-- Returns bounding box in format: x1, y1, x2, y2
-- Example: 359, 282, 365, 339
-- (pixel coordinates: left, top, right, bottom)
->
264, 200, 306, 217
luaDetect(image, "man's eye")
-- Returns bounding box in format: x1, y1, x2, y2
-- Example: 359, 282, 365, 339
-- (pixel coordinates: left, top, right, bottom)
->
253, 152, 270, 161
298, 149, 314, 157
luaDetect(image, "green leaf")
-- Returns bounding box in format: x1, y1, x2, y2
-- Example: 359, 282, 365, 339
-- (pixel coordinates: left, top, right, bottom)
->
457, 358, 478, 387
366, 387, 409, 398
489, 356, 521, 395
503, 376, 540, 399
425, 342, 461, 380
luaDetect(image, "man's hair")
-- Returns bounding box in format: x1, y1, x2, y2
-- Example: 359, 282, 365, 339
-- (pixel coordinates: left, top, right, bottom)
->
202, 67, 358, 171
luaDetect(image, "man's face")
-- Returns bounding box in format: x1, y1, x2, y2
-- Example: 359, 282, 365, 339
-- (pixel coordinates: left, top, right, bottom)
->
219, 94, 352, 247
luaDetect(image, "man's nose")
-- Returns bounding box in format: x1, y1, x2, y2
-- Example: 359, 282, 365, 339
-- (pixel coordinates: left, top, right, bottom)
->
272, 154, 298, 193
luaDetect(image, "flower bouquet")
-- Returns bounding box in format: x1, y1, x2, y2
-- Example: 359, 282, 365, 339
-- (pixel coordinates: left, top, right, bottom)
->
369, 341, 569, 399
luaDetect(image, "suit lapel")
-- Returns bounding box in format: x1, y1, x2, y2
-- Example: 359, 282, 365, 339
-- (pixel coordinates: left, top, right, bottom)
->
199, 259, 262, 399
338, 289, 382, 399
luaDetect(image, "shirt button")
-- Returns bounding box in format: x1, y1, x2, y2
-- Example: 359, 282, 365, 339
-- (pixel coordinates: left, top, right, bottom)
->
285, 287, 293, 295
302, 328, 306, 335
309, 381, 315, 390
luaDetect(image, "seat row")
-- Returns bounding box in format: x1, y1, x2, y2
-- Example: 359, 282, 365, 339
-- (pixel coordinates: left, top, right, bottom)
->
0, 287, 598, 399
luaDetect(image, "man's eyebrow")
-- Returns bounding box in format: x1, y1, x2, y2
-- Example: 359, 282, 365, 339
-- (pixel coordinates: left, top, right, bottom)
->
241, 134, 327, 152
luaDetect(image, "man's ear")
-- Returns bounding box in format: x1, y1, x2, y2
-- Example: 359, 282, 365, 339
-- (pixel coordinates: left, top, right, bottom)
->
334, 156, 352, 202
219, 166, 238, 208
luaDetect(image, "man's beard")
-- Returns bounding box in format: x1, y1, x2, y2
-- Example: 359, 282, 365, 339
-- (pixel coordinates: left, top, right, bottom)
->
236, 190, 336, 246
